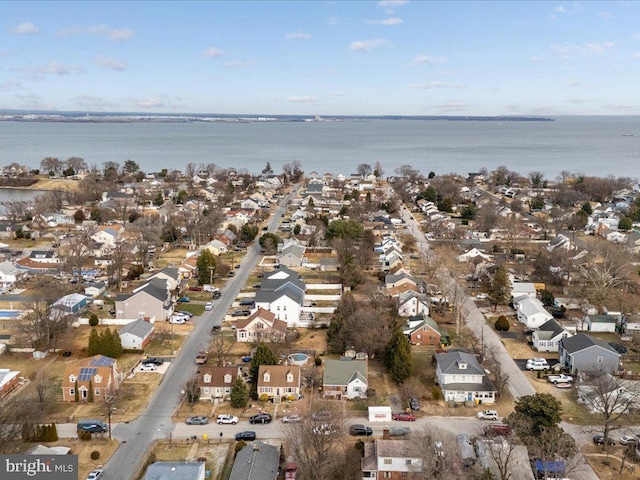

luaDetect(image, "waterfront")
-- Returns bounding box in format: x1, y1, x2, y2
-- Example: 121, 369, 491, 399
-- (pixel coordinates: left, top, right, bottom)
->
0, 116, 639, 178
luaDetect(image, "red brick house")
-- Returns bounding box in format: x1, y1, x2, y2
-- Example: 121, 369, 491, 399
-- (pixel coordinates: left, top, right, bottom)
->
61, 355, 120, 402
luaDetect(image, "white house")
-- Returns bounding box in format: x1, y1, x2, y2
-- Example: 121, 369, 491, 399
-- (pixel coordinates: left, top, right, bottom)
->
118, 319, 154, 350
532, 319, 571, 352
584, 314, 619, 334
397, 291, 430, 317
322, 359, 368, 400
515, 296, 553, 330
0, 261, 24, 289
510, 281, 537, 300
457, 248, 492, 262
361, 440, 422, 479
435, 351, 496, 405
254, 267, 305, 326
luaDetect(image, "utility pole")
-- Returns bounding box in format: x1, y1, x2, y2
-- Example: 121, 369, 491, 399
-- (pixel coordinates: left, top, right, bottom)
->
209, 266, 215, 286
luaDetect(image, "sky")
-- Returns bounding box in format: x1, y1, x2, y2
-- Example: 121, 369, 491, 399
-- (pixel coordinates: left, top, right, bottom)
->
2, 1, 640, 116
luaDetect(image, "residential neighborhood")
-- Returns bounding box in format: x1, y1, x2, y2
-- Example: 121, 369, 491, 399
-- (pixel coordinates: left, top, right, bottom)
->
1, 162, 640, 480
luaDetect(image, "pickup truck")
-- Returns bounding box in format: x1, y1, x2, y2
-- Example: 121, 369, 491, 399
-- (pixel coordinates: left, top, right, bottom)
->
195, 351, 209, 364
547, 374, 573, 384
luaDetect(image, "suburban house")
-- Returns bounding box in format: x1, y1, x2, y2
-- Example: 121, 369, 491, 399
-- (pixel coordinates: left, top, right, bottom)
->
510, 281, 537, 299
147, 267, 181, 291
434, 351, 496, 405
91, 225, 122, 251
0, 368, 20, 399
361, 439, 422, 479
532, 319, 571, 352
457, 247, 492, 262
61, 355, 121, 402
583, 314, 619, 333
403, 313, 446, 346
257, 365, 301, 401
230, 441, 280, 480
577, 374, 640, 414
118, 319, 154, 350
115, 279, 173, 321
396, 291, 430, 317
29, 250, 60, 264
277, 242, 306, 267
84, 281, 106, 298
547, 234, 572, 252
384, 273, 418, 291
0, 261, 25, 289
559, 334, 621, 374
144, 462, 205, 480
254, 267, 306, 326
51, 293, 88, 319
197, 366, 241, 402
236, 308, 287, 343
322, 359, 368, 400
515, 296, 553, 330
202, 239, 228, 256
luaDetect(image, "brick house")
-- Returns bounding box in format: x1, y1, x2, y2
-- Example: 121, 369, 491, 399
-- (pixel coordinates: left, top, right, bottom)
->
257, 365, 301, 401
61, 355, 120, 402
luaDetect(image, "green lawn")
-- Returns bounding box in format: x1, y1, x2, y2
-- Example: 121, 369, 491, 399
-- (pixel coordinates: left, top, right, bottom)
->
176, 303, 205, 316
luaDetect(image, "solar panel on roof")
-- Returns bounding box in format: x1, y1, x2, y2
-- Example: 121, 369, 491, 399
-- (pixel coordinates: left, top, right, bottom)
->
78, 367, 97, 381
90, 356, 114, 367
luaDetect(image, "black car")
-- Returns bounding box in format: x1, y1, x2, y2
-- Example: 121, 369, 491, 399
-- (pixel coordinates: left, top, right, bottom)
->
212, 291, 222, 299
593, 435, 616, 446
250, 413, 272, 424
239, 298, 255, 306
143, 357, 164, 366
235, 431, 257, 441
409, 398, 421, 411
349, 424, 373, 436
211, 325, 221, 333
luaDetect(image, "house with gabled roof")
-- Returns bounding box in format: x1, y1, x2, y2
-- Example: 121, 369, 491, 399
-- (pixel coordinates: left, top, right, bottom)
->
254, 267, 306, 326
277, 242, 305, 267
197, 365, 241, 402
559, 333, 621, 374
115, 278, 173, 321
61, 355, 120, 402
236, 308, 286, 343
203, 239, 228, 256
230, 441, 280, 480
403, 313, 448, 346
0, 261, 25, 289
257, 365, 301, 401
361, 439, 422, 479
584, 314, 619, 333
0, 368, 20, 399
119, 319, 154, 350
322, 359, 368, 400
397, 291, 430, 317
532, 319, 571, 352
144, 462, 205, 480
147, 267, 181, 291
515, 296, 553, 330
91, 225, 123, 250
385, 273, 417, 291
435, 351, 496, 404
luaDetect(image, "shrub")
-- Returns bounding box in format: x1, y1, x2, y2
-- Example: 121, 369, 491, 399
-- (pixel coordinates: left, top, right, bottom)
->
314, 357, 322, 366
235, 440, 247, 455
89, 313, 99, 327
431, 386, 442, 400
495, 315, 510, 332
90, 451, 100, 460
259, 393, 269, 402
78, 429, 92, 441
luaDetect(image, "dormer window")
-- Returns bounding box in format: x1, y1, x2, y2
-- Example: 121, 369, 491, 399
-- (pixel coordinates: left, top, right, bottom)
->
223, 374, 232, 383
458, 361, 468, 370
286, 372, 293, 383
204, 374, 212, 384
69, 375, 76, 383
263, 372, 270, 382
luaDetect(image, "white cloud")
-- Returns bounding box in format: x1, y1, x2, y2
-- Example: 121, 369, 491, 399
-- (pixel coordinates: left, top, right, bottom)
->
58, 24, 134, 42
366, 17, 403, 25
0, 79, 22, 91
225, 59, 256, 68
29, 62, 84, 77
566, 80, 581, 87
598, 11, 614, 20
287, 96, 317, 103
204, 47, 224, 58
94, 56, 127, 71
550, 41, 615, 57
349, 39, 387, 52
327, 16, 338, 26
285, 32, 311, 40
411, 81, 465, 89
378, 0, 409, 7
554, 6, 566, 14
406, 54, 447, 66
11, 22, 39, 35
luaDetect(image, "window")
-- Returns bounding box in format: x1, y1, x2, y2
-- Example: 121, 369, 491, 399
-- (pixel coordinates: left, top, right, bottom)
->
405, 459, 412, 465
204, 374, 212, 383
69, 375, 76, 383
597, 356, 603, 363
383, 473, 391, 479
69, 388, 75, 395
224, 374, 232, 383
94, 375, 102, 384
383, 459, 392, 465
264, 373, 270, 382
287, 373, 293, 382
95, 389, 100, 396
402, 474, 409, 478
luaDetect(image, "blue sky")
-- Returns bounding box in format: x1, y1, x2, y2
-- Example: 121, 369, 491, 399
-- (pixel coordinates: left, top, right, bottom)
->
2, 1, 640, 115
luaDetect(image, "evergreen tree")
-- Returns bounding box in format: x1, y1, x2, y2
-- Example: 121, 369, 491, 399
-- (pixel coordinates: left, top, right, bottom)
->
488, 264, 511, 311
74, 380, 79, 402
197, 249, 217, 286
49, 424, 58, 442
384, 325, 414, 384
111, 329, 123, 357
88, 380, 94, 403
250, 342, 278, 382
88, 328, 100, 356
100, 328, 114, 357
89, 313, 99, 327
230, 378, 249, 408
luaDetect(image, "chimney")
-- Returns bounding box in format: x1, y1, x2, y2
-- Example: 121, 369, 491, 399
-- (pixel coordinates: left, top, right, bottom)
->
383, 427, 390, 440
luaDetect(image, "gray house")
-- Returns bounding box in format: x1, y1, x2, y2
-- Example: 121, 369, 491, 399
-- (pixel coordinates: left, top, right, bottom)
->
115, 279, 173, 321
559, 334, 621, 374
277, 242, 305, 267
144, 462, 205, 480
230, 441, 279, 480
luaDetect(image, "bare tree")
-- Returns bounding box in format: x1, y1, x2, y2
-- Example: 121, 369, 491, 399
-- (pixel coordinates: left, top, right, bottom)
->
357, 163, 372, 178
484, 348, 510, 398
65, 156, 87, 173
129, 216, 162, 267
1, 200, 32, 226
479, 430, 517, 480
40, 156, 63, 175
209, 333, 234, 367
20, 291, 71, 351
413, 426, 469, 480
60, 225, 96, 276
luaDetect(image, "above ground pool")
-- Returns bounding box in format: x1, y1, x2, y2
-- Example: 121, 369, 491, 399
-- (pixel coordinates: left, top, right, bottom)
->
288, 353, 309, 366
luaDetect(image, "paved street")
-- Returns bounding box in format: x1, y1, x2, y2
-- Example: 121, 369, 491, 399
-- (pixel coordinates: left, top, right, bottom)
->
100, 185, 299, 480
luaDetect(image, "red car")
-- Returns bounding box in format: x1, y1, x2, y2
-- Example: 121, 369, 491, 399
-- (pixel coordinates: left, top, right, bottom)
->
188, 286, 203, 291
392, 412, 416, 421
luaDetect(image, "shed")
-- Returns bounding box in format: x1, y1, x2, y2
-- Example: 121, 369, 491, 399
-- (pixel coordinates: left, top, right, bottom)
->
368, 406, 392, 422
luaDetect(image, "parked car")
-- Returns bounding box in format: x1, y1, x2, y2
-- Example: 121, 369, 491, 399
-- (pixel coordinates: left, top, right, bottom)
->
169, 316, 186, 324
177, 296, 190, 303
211, 325, 221, 333
555, 382, 572, 389
250, 413, 272, 424
86, 470, 104, 480
242, 356, 252, 363
239, 298, 255, 306
477, 410, 499, 421
217, 414, 239, 425
312, 411, 332, 421
349, 424, 373, 436
227, 271, 235, 277
482, 424, 511, 436
526, 358, 548, 367
593, 435, 616, 446
620, 435, 638, 446
392, 412, 416, 422
409, 398, 421, 410
235, 431, 256, 441
139, 363, 157, 372
282, 414, 303, 423
547, 374, 573, 384
188, 286, 203, 291
232, 309, 251, 317
212, 290, 222, 299
475, 293, 488, 300
205, 301, 214, 311
186, 416, 209, 425
526, 361, 550, 371
142, 357, 164, 366
234, 264, 240, 269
